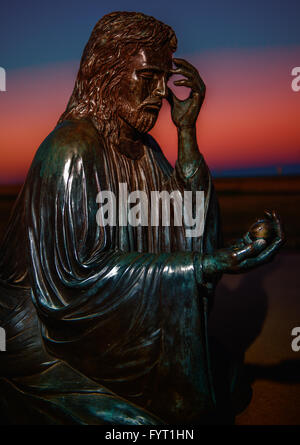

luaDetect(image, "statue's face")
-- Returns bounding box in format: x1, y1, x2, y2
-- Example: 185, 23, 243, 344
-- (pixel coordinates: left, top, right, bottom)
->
117, 46, 173, 134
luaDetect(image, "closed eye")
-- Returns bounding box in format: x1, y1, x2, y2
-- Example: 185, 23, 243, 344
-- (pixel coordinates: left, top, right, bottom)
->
138, 70, 155, 79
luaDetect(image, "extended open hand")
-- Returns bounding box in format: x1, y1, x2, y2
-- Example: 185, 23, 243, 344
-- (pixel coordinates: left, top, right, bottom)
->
203, 210, 285, 276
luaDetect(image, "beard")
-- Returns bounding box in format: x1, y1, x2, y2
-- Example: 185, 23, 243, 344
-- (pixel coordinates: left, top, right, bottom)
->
117, 100, 158, 134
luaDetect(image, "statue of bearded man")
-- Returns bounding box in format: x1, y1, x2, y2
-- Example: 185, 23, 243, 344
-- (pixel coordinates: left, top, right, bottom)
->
0, 11, 283, 425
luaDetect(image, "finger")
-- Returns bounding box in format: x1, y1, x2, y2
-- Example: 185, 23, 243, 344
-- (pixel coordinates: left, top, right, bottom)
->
166, 87, 174, 107
274, 217, 284, 241
238, 254, 271, 271
170, 67, 194, 80
166, 86, 180, 107
269, 210, 285, 242
233, 239, 267, 262
173, 79, 194, 88
271, 210, 281, 227
257, 238, 282, 260
239, 248, 276, 270
264, 209, 273, 220
263, 210, 278, 230
264, 209, 278, 226
242, 230, 253, 244
173, 58, 197, 73
239, 237, 282, 270
174, 79, 205, 98
261, 210, 284, 244
238, 258, 259, 270
171, 68, 205, 94
228, 237, 246, 249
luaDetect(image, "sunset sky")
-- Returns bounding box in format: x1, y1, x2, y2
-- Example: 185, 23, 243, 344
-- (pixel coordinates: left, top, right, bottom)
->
0, 0, 299, 183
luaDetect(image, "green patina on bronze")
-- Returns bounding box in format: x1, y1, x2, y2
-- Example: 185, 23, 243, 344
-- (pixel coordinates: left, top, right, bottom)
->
0, 11, 284, 425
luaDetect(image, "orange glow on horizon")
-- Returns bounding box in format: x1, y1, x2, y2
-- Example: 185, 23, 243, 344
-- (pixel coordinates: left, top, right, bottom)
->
152, 47, 300, 170
1, 47, 300, 183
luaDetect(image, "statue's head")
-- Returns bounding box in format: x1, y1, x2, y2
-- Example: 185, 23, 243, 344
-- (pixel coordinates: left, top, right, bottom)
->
58, 11, 177, 145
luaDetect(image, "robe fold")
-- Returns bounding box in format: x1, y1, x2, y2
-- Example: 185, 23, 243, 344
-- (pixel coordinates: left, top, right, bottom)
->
0, 118, 223, 424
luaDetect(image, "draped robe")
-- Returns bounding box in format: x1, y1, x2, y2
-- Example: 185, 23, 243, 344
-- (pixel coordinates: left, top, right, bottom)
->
0, 118, 223, 424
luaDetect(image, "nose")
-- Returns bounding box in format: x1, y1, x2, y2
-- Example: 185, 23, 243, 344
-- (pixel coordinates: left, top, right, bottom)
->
153, 76, 167, 98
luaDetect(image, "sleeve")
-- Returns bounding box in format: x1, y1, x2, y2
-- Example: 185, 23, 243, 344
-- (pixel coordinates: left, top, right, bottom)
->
146, 134, 223, 303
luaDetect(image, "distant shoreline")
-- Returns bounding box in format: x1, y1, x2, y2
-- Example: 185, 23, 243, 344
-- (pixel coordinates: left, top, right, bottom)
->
1, 175, 299, 249
1, 174, 300, 196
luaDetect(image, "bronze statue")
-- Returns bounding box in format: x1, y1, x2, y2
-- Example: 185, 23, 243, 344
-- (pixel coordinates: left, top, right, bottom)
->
0, 12, 284, 425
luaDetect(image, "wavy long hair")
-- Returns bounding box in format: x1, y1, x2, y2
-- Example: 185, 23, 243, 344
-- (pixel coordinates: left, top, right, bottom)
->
58, 11, 177, 146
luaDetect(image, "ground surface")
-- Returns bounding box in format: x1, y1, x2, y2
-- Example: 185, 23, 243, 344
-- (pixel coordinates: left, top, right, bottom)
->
210, 250, 300, 425
0, 176, 299, 425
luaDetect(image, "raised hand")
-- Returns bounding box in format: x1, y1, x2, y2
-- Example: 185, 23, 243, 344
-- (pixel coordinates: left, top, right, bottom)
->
167, 58, 206, 129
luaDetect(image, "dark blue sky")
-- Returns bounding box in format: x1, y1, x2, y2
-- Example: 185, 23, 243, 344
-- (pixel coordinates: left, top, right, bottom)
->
1, 0, 300, 70
1, 0, 299, 179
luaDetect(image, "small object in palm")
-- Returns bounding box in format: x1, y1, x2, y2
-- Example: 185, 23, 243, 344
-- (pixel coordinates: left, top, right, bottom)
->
249, 218, 275, 242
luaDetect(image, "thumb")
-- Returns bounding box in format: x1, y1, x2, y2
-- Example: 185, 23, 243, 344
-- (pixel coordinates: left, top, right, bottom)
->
166, 87, 180, 108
